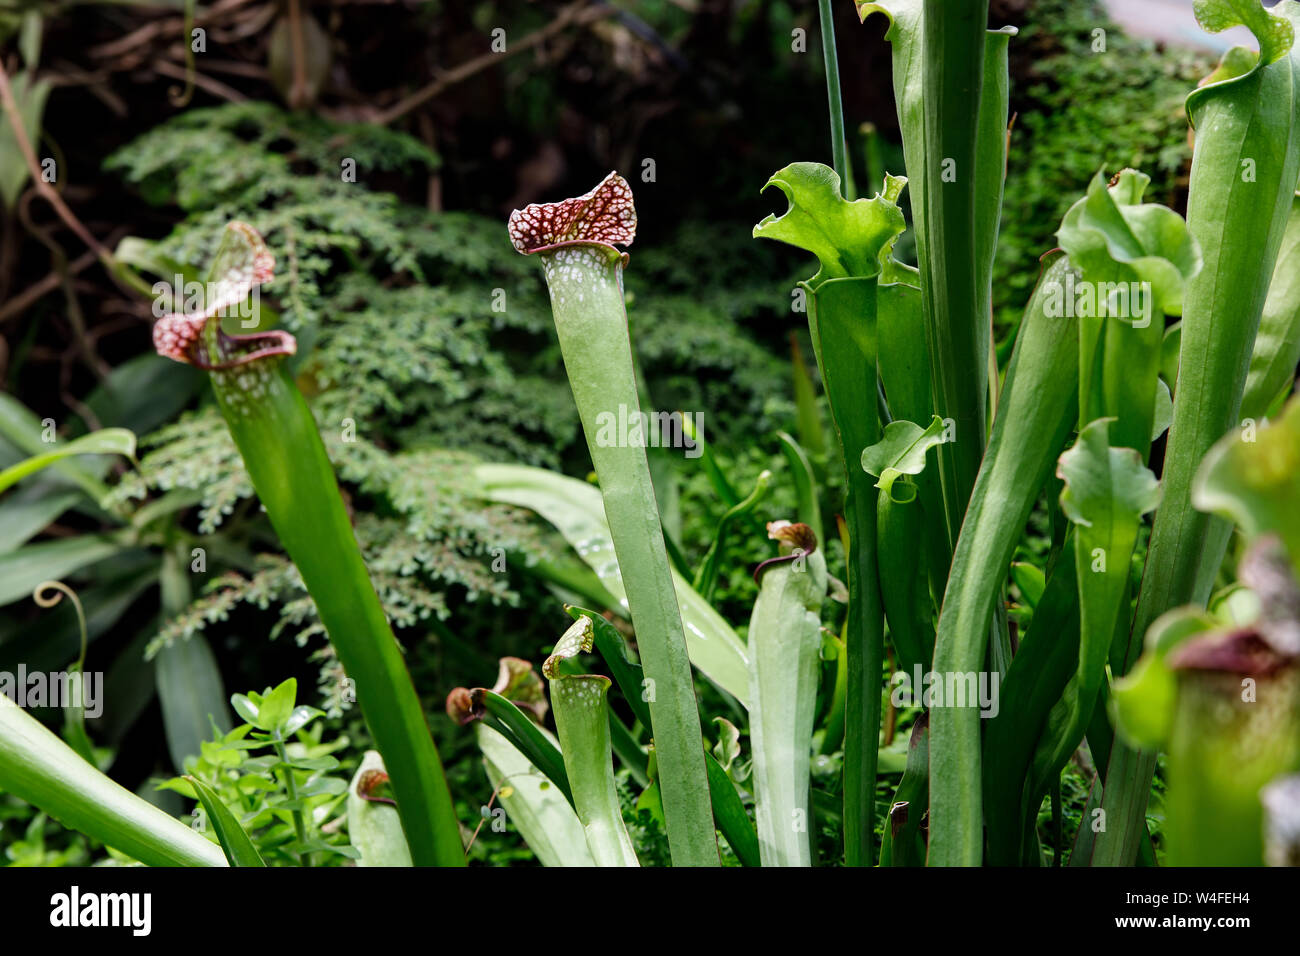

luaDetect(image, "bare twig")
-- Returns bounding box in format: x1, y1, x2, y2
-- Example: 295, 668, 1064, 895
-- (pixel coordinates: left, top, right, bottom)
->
154, 59, 248, 103
0, 64, 115, 266
0, 246, 100, 324
373, 1, 614, 126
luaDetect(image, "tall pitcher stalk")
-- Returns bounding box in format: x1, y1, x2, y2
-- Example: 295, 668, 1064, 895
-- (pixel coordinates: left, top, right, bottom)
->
508, 173, 718, 866
153, 222, 464, 867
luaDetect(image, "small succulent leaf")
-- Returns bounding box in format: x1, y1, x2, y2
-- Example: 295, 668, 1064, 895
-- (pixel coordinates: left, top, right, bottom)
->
257, 678, 297, 734
281, 705, 323, 737
1192, 397, 1300, 569
752, 162, 906, 287
1194, 0, 1294, 65
507, 171, 636, 255
229, 693, 260, 727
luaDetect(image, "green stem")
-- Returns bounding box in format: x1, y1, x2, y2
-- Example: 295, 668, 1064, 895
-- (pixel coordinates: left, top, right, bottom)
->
818, 0, 848, 180
272, 736, 312, 867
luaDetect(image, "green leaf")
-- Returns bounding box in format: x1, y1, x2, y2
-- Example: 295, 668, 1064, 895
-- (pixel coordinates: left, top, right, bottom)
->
752, 162, 905, 288
1243, 191, 1300, 420
929, 255, 1081, 866
983, 537, 1081, 863
877, 278, 950, 603
0, 428, 136, 497
1194, 0, 1294, 65
858, 0, 1018, 559
1056, 169, 1201, 455
877, 488, 935, 676
476, 723, 594, 867
879, 713, 929, 867
0, 486, 81, 554
0, 73, 50, 210
1010, 562, 1045, 612
776, 431, 822, 543
747, 523, 827, 866
257, 679, 297, 734
230, 693, 261, 728
1058, 419, 1162, 529
1192, 396, 1300, 569
475, 463, 751, 706
1110, 608, 1217, 750
474, 689, 572, 805
861, 416, 946, 502
692, 469, 771, 602
0, 696, 226, 866
0, 532, 132, 607
186, 775, 267, 867
156, 635, 230, 771
703, 750, 760, 867
156, 544, 230, 772
1057, 169, 1202, 318
805, 277, 886, 866
282, 705, 324, 737
0, 394, 111, 503
1019, 420, 1159, 850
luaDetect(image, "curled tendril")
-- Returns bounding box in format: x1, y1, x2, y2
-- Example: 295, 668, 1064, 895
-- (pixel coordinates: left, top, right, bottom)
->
356, 768, 397, 806
33, 580, 88, 671
753, 521, 819, 583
